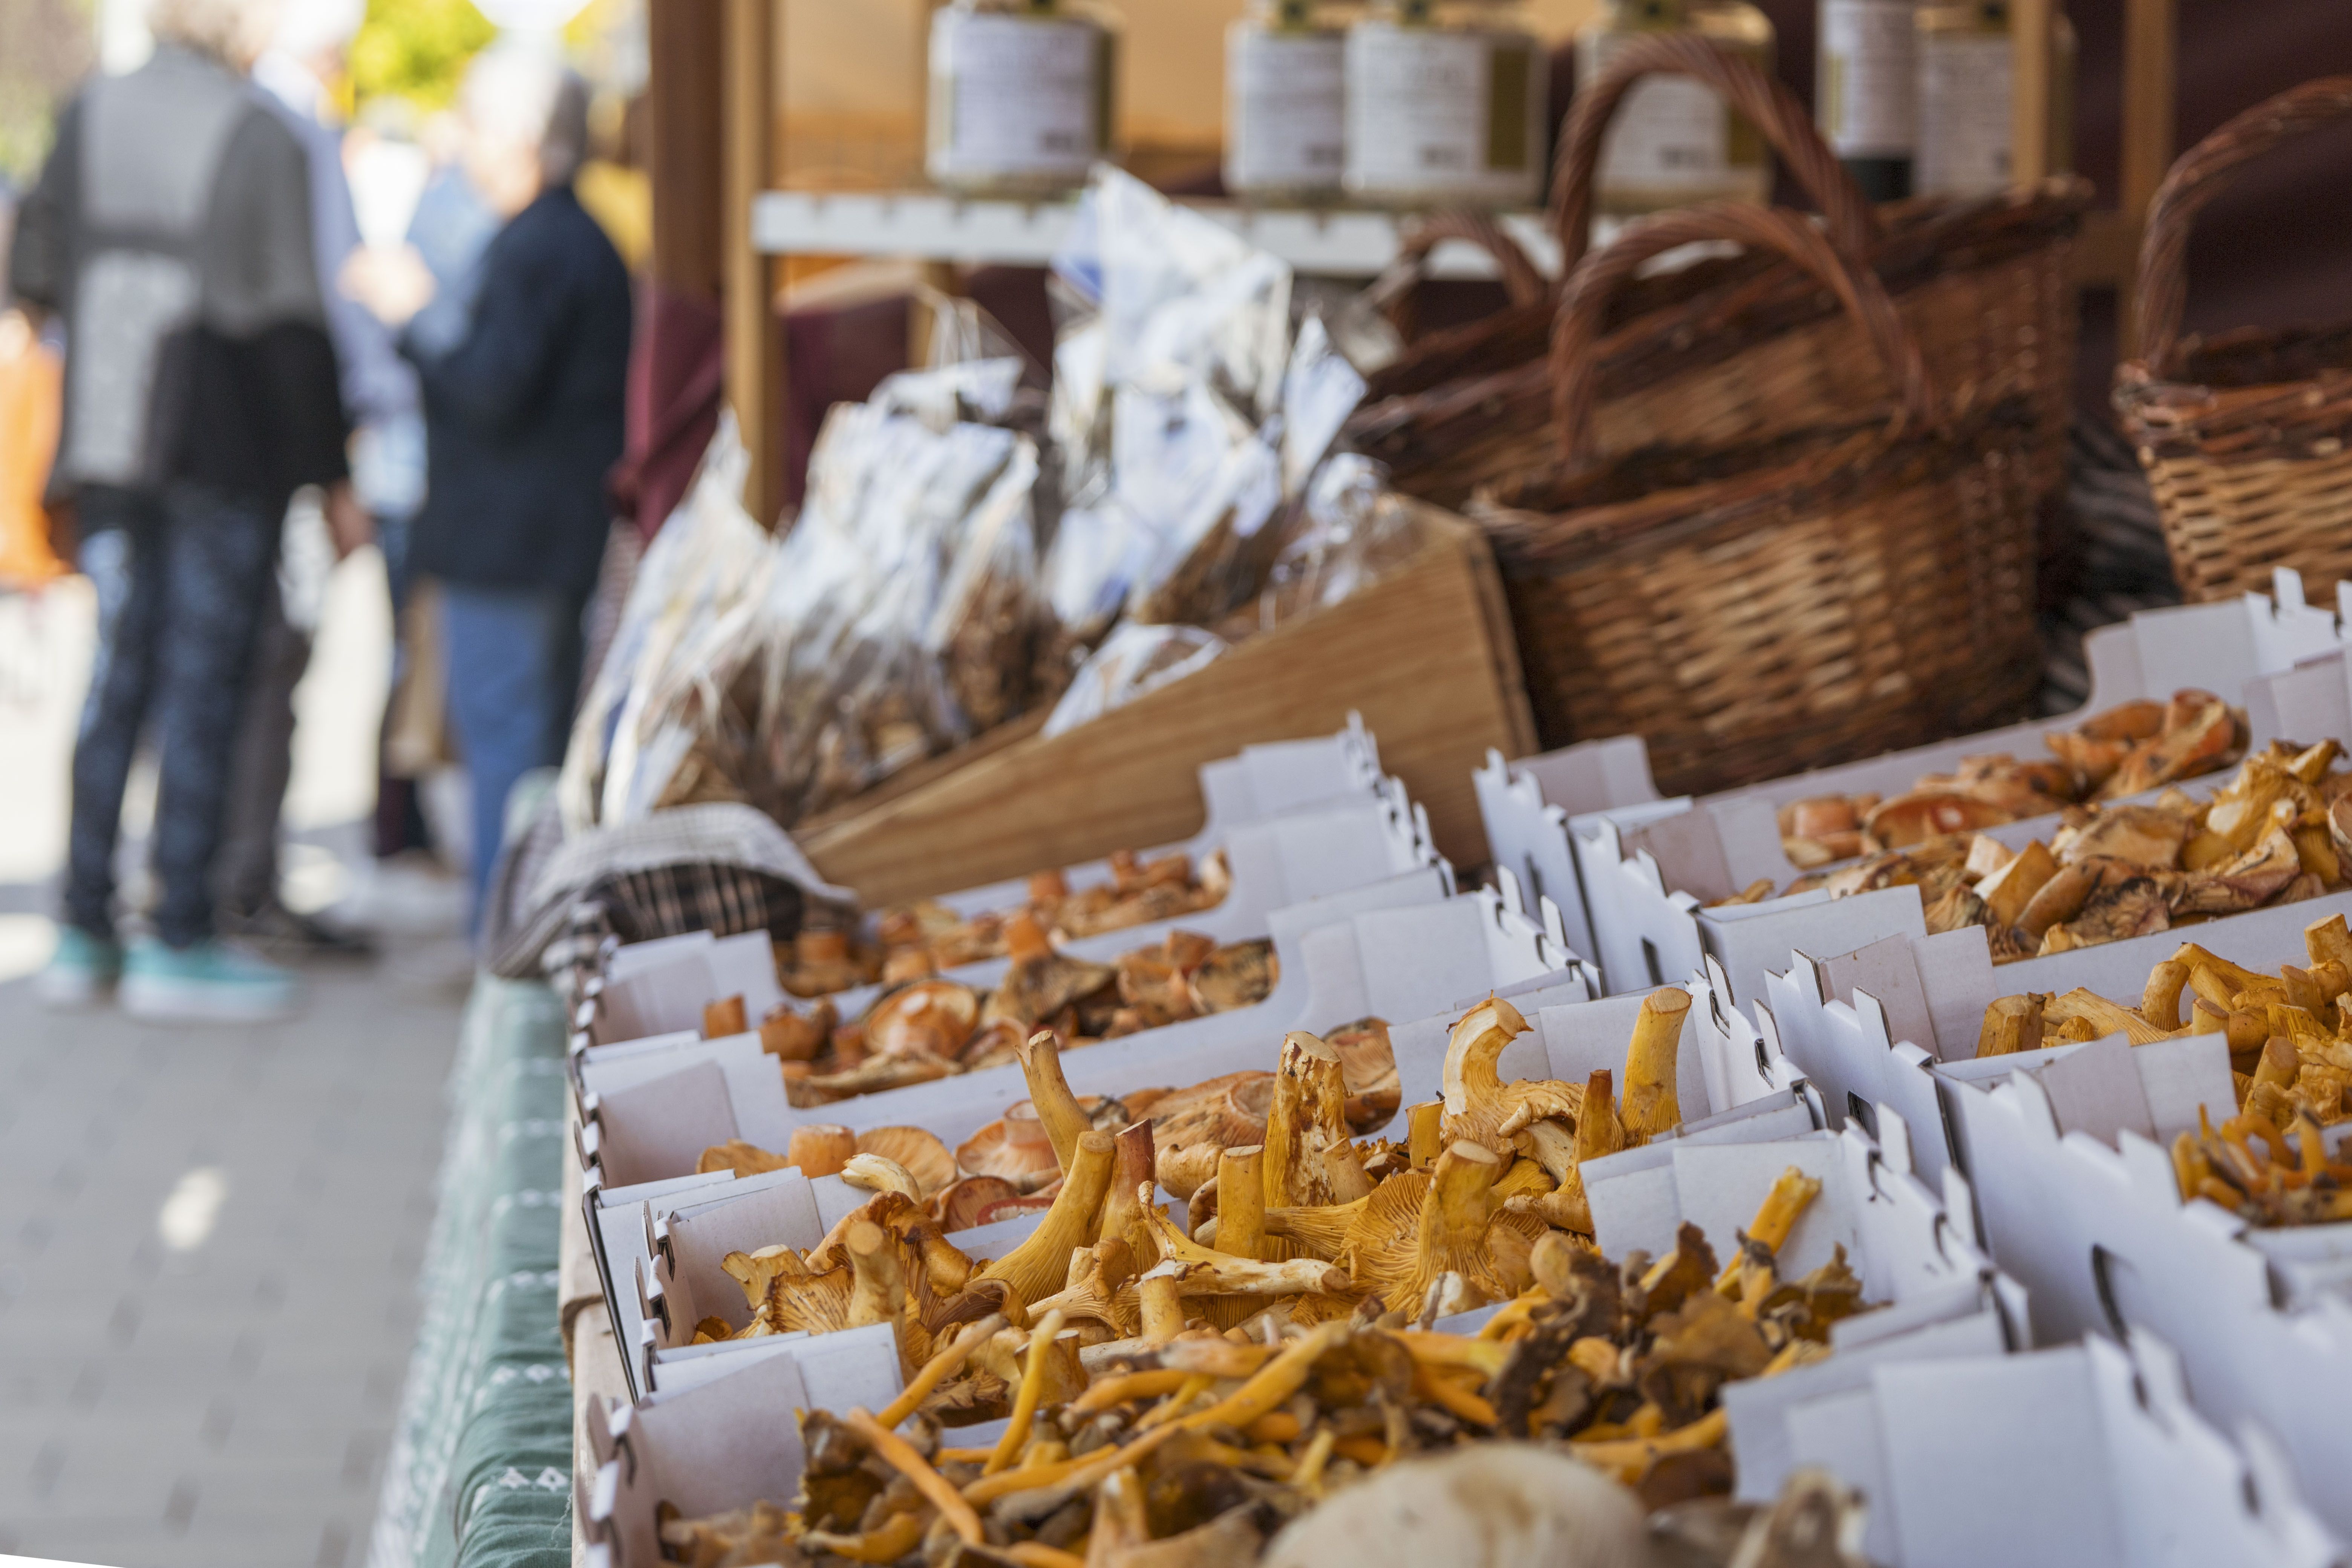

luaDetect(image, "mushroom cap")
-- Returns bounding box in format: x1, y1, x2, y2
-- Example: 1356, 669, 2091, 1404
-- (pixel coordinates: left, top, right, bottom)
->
864, 979, 981, 1058
1187, 939, 1279, 1015
854, 1127, 957, 1197
973, 1193, 1057, 1227
955, 1101, 1064, 1182
1325, 1016, 1401, 1132
1863, 790, 2015, 850
929, 1174, 1020, 1233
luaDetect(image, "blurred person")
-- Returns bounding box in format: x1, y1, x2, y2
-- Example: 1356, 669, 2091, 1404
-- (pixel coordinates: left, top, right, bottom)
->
367, 106, 497, 864
11, 0, 358, 1020
345, 45, 630, 940
214, 0, 389, 954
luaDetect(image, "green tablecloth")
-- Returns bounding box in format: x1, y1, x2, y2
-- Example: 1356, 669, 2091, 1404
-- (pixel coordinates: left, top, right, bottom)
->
368, 976, 573, 1568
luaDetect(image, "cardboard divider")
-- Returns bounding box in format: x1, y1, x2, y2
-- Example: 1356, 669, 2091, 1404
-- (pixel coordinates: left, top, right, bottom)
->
1484, 576, 2347, 998
1753, 1332, 2342, 1568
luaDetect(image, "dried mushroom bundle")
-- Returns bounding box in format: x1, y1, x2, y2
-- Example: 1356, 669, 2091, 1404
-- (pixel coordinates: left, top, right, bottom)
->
1966, 915, 2352, 1227
1746, 736, 2352, 965
657, 1160, 1858, 1568
1777, 691, 2247, 868
877, 849, 1235, 970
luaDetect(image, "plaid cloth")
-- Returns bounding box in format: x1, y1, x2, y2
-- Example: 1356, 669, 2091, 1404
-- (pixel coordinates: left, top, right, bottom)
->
482, 800, 858, 979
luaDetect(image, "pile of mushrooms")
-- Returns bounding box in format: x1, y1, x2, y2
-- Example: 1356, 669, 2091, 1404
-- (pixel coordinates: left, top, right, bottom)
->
1729, 737, 2352, 965
652, 1147, 1857, 1568
1775, 691, 2245, 870
730, 920, 1281, 1109
879, 850, 1235, 970
1965, 914, 2352, 1227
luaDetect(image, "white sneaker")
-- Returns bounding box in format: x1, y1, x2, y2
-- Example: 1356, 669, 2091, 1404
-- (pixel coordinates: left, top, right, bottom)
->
36, 926, 125, 1009
120, 939, 302, 1023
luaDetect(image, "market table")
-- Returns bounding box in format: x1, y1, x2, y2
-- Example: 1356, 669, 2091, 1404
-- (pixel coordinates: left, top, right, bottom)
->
369, 976, 575, 1568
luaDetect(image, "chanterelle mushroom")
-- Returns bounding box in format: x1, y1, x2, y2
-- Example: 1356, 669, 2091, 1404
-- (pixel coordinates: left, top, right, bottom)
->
1439, 998, 1582, 1155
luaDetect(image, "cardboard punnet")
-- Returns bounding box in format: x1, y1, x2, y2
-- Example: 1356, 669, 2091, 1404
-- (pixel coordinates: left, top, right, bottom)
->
817, 782, 1443, 1018
590, 931, 789, 1045
1722, 892, 2352, 1187
1922, 1032, 2352, 1539
1488, 576, 2346, 997
580, 1329, 905, 1568
574, 876, 1591, 1196
1762, 1332, 2344, 1568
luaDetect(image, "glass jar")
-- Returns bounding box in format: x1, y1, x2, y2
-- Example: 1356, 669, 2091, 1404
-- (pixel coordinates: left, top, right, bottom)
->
1226, 0, 1355, 203
1915, 0, 2076, 198
926, 0, 1122, 198
1817, 0, 1917, 201
1573, 0, 1775, 230
1343, 0, 1548, 210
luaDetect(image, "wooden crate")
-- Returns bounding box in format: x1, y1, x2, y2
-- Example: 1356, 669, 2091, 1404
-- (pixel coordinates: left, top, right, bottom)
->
797, 507, 1537, 904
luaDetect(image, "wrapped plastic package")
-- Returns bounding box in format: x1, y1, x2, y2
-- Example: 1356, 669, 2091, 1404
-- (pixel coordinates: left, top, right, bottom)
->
1041, 621, 1228, 739
559, 415, 776, 831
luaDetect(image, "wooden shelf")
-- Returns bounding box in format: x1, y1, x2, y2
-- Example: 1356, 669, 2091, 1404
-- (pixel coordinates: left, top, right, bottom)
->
751, 188, 1563, 279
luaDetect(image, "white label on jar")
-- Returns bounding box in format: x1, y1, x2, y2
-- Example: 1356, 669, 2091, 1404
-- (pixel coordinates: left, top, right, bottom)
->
1819, 0, 1916, 158
1917, 32, 2011, 196
930, 12, 1101, 180
1588, 31, 1732, 193
1345, 23, 1540, 203
1227, 30, 1348, 192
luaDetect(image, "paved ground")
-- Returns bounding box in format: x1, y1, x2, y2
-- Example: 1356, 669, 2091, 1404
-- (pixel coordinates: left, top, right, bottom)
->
0, 552, 472, 1568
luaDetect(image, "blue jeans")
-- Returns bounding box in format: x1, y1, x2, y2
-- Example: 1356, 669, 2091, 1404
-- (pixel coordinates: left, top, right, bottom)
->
66, 484, 278, 948
441, 583, 584, 938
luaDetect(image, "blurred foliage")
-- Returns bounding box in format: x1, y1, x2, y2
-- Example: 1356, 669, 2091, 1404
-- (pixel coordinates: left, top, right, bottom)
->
350, 0, 496, 110
0, 0, 95, 185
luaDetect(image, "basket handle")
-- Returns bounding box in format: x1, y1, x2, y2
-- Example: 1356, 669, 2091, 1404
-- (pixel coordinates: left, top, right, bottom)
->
2134, 76, 2352, 378
1550, 202, 1932, 467
1367, 211, 1551, 343
1550, 33, 1878, 274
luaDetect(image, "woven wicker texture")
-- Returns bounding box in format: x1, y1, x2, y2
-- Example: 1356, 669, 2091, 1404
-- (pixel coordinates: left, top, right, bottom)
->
2116, 77, 2352, 604
1474, 205, 2043, 795
1345, 35, 2084, 513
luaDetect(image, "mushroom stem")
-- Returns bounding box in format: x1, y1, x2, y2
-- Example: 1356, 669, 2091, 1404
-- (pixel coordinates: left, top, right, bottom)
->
844, 1221, 906, 1331
1263, 1032, 1352, 1210
1138, 1265, 1184, 1343
876, 1312, 1005, 1429
1406, 1102, 1444, 1170
1215, 1146, 1266, 1262
976, 1131, 1116, 1307
842, 1407, 984, 1545
702, 993, 747, 1038
1622, 987, 1692, 1137
1016, 1031, 1091, 1173
1096, 1120, 1157, 1255
2142, 960, 2193, 1032
1715, 1165, 1822, 1293
984, 1309, 1069, 1475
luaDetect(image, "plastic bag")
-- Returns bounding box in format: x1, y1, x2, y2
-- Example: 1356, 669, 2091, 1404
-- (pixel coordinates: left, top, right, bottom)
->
1215, 453, 1427, 643
559, 413, 776, 830
1041, 621, 1227, 740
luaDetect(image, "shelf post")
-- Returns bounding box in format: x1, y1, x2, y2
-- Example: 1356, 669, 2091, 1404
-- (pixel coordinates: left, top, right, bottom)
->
2009, 0, 2055, 188
723, 0, 784, 527
2116, 0, 2177, 357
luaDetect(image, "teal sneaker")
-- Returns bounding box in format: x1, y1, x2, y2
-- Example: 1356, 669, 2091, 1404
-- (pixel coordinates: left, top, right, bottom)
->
36, 926, 124, 1009
121, 939, 301, 1024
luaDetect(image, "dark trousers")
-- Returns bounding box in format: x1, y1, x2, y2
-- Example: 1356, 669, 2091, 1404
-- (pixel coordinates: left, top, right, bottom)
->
65, 484, 277, 948
441, 581, 584, 939
214, 574, 308, 916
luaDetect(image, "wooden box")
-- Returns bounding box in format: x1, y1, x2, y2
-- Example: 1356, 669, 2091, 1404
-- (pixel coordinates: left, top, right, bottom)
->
796, 506, 1536, 904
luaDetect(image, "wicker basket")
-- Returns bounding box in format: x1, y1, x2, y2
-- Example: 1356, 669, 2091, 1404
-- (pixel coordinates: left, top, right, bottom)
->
1471, 204, 2044, 795
2115, 78, 2352, 604
1347, 34, 2086, 514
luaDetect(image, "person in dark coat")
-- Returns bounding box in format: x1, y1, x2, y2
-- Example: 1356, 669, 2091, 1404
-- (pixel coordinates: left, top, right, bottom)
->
346, 44, 631, 938
12, 0, 359, 1021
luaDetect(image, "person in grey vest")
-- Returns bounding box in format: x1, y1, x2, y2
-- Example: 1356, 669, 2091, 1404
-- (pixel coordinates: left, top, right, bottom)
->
11, 0, 358, 1021
213, 0, 387, 955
